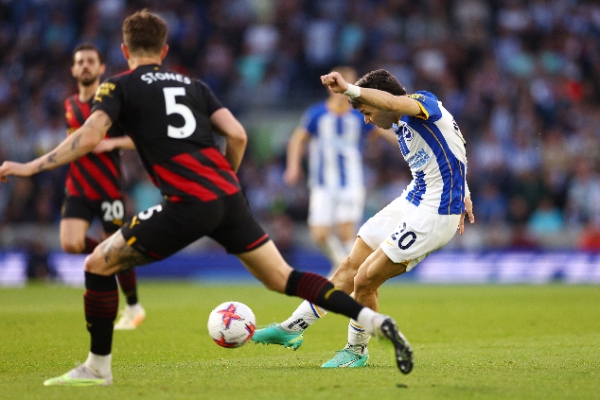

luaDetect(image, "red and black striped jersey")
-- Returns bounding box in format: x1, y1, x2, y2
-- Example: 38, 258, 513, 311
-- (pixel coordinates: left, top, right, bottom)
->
91, 64, 240, 202
64, 94, 125, 200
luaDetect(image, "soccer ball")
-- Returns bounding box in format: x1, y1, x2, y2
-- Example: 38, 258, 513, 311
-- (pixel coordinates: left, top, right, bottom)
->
207, 301, 256, 348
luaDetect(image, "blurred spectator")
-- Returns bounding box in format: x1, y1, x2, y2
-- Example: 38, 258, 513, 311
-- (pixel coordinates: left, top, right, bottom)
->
527, 196, 564, 236
476, 182, 508, 224
577, 218, 600, 251
565, 159, 600, 226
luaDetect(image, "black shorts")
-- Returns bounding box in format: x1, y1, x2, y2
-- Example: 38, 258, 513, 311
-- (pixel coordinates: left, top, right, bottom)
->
62, 196, 125, 233
120, 192, 269, 260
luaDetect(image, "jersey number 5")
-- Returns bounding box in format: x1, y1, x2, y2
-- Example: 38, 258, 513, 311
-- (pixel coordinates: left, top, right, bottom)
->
163, 87, 197, 139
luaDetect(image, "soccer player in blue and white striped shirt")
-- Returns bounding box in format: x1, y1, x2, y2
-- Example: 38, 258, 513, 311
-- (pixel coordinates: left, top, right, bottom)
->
254, 69, 474, 369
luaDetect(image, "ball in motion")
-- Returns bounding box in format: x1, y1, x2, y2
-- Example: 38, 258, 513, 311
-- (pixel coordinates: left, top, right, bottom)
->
207, 301, 256, 348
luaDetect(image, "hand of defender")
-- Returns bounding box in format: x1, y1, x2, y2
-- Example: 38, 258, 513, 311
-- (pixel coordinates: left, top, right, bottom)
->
92, 140, 115, 154
0, 161, 35, 182
458, 195, 475, 235
321, 72, 349, 94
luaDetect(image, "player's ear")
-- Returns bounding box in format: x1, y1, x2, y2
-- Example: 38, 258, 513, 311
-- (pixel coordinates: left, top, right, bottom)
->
121, 43, 130, 60
160, 44, 169, 61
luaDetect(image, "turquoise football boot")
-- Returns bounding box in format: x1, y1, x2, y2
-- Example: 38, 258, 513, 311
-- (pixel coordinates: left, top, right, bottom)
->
321, 348, 369, 368
252, 324, 304, 350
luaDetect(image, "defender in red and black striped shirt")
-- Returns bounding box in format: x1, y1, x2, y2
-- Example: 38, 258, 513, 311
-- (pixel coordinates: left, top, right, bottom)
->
61, 43, 145, 330
0, 10, 412, 385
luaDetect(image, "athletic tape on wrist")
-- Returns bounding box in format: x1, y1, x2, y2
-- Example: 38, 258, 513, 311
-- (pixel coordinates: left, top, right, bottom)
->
343, 84, 361, 99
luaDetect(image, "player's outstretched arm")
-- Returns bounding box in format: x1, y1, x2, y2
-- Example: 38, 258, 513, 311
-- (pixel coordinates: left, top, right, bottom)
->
321, 72, 422, 117
210, 108, 247, 172
0, 110, 111, 182
283, 128, 309, 186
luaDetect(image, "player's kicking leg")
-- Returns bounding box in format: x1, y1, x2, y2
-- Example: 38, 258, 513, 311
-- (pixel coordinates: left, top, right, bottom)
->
242, 240, 413, 374
326, 248, 412, 372
252, 238, 369, 350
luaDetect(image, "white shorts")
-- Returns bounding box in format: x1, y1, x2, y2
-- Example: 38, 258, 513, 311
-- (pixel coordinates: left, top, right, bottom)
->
308, 187, 366, 226
358, 197, 460, 271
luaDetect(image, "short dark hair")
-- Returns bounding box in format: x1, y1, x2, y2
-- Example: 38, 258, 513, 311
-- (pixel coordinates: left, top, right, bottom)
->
122, 9, 168, 55
350, 69, 407, 109
72, 42, 104, 65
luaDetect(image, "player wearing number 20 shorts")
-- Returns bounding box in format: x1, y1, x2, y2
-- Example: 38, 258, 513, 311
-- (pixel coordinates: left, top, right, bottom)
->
252, 69, 474, 369
359, 89, 469, 271
62, 92, 127, 236
61, 43, 145, 331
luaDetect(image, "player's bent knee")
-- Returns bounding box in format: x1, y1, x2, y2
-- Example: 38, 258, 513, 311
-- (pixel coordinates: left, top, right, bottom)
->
61, 241, 85, 254
83, 252, 112, 276
311, 235, 328, 246
353, 273, 377, 297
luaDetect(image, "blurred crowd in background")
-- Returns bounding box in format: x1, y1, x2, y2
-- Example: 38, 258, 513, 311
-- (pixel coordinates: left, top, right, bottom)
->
1, 0, 600, 252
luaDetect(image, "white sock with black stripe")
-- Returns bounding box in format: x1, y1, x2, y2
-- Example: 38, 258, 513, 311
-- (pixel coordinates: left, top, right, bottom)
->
346, 320, 370, 354
279, 300, 328, 332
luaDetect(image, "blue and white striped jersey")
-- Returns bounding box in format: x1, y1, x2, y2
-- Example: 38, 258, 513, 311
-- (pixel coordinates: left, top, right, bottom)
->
394, 91, 467, 215
301, 101, 373, 190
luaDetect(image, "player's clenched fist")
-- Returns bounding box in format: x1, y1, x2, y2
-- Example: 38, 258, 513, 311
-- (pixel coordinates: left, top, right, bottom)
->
320, 72, 349, 94
0, 161, 35, 182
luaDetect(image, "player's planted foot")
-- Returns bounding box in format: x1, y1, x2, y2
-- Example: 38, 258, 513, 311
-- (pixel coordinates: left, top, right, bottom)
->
321, 346, 368, 368
252, 324, 304, 350
43, 364, 112, 386
114, 304, 146, 330
379, 318, 413, 374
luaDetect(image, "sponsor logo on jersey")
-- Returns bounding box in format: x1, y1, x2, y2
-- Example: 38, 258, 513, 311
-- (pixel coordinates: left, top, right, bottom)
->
406, 148, 430, 169
94, 82, 116, 102
408, 93, 426, 102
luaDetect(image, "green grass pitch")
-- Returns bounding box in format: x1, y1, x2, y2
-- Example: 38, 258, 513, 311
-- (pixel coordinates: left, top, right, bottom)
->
1, 281, 599, 400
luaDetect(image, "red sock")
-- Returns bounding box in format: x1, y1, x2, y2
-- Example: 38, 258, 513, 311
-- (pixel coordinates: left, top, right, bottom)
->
84, 272, 118, 355
116, 268, 139, 305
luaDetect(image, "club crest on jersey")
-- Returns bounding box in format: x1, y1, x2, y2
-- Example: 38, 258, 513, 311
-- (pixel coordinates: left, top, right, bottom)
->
397, 121, 413, 142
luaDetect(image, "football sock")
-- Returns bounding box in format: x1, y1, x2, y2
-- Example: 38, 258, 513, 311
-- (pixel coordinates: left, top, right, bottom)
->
280, 300, 328, 332
356, 308, 385, 337
285, 270, 363, 322
84, 237, 99, 254
325, 235, 348, 268
347, 320, 371, 351
116, 268, 139, 305
84, 272, 118, 356
84, 352, 112, 377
